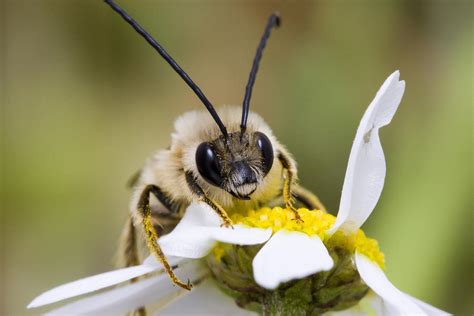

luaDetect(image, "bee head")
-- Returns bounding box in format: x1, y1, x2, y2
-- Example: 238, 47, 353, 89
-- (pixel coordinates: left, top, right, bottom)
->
104, 0, 279, 200
192, 12, 280, 200
195, 131, 274, 200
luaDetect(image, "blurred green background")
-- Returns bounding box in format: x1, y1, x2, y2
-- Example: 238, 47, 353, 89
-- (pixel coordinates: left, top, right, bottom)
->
1, 0, 472, 315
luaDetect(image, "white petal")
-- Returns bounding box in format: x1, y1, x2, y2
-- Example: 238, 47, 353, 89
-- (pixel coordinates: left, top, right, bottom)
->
142, 255, 183, 268
46, 261, 205, 315
159, 226, 216, 258
327, 292, 414, 316
158, 202, 222, 258
325, 289, 449, 316
210, 225, 272, 245
157, 279, 256, 315
159, 202, 271, 258
404, 293, 451, 316
28, 265, 158, 308
175, 201, 222, 227
253, 230, 333, 290
355, 252, 426, 315
329, 71, 405, 234
360, 293, 387, 315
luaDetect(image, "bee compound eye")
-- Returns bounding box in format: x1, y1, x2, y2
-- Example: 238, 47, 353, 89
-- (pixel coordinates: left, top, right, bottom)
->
255, 132, 274, 175
195, 142, 224, 187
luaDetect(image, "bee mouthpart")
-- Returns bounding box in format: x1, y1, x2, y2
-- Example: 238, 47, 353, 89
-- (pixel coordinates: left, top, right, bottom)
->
229, 183, 257, 200
228, 190, 252, 200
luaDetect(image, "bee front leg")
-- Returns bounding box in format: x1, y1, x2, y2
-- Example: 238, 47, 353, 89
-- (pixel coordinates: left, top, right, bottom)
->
278, 152, 303, 222
119, 216, 147, 316
185, 171, 233, 228
137, 184, 192, 291
119, 216, 141, 268
293, 185, 327, 212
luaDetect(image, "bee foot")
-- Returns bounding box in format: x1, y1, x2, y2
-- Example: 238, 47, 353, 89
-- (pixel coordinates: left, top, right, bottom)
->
291, 210, 304, 223
292, 216, 304, 223
175, 280, 193, 291
220, 221, 234, 229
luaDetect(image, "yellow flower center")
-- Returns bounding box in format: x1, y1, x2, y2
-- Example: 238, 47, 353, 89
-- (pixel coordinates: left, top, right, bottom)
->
231, 207, 385, 268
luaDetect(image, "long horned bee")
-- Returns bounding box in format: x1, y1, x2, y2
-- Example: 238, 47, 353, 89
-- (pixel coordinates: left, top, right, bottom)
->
105, 0, 325, 290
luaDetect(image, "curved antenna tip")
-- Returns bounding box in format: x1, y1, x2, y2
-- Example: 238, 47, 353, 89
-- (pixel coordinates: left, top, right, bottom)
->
240, 12, 281, 132
272, 12, 282, 27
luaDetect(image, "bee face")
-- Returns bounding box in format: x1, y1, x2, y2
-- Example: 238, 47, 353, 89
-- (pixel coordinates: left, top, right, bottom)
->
195, 131, 274, 200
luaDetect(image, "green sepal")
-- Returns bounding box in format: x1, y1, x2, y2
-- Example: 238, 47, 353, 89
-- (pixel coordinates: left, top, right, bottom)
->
206, 243, 369, 315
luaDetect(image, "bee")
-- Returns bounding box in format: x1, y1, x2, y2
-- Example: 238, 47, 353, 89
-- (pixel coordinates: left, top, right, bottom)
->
105, 0, 325, 291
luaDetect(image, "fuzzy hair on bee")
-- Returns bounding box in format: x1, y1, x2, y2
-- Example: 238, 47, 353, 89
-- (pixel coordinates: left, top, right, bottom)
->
105, 0, 325, 294
133, 107, 287, 212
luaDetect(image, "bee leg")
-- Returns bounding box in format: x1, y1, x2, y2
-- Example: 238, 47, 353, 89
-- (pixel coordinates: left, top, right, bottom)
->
119, 216, 141, 267
130, 307, 146, 316
278, 152, 303, 222
293, 185, 327, 212
126, 169, 142, 189
137, 184, 192, 291
185, 171, 233, 228
118, 217, 148, 316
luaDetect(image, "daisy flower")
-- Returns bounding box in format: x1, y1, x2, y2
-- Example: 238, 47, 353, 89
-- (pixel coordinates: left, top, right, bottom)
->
28, 71, 449, 315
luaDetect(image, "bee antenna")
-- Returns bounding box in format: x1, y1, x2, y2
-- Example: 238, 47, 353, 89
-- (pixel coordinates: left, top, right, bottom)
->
104, 0, 228, 139
240, 12, 280, 134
